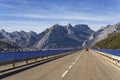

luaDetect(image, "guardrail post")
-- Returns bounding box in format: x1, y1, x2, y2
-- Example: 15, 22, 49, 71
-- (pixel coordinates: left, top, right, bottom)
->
42, 57, 44, 60
113, 58, 114, 61
47, 56, 48, 59
13, 63, 15, 67
50, 55, 52, 58
117, 60, 120, 63
57, 54, 58, 56
35, 58, 37, 62
26, 60, 28, 64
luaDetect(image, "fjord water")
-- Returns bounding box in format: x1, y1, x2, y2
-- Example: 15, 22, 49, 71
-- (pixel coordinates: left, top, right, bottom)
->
94, 49, 120, 57
0, 50, 71, 63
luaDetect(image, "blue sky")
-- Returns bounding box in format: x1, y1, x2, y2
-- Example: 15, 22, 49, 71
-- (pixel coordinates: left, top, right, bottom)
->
0, 0, 120, 33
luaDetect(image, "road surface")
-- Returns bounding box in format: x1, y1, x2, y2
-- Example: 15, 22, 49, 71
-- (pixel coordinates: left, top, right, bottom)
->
2, 50, 120, 80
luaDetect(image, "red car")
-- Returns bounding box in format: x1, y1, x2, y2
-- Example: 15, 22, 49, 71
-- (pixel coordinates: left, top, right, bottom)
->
86, 48, 89, 51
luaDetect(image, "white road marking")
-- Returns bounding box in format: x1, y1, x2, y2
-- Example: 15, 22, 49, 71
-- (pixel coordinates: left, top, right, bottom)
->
61, 70, 69, 77
61, 51, 83, 78
68, 65, 72, 69
72, 62, 75, 65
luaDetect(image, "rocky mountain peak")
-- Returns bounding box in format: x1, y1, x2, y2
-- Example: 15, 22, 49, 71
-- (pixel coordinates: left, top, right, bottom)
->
74, 24, 90, 30
49, 24, 64, 31
66, 23, 72, 27
0, 29, 6, 33
28, 31, 37, 37
53, 23, 60, 28
21, 30, 27, 33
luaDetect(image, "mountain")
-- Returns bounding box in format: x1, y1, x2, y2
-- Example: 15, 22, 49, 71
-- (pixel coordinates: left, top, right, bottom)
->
93, 33, 120, 49
1, 22, 120, 50
0, 41, 19, 51
0, 29, 37, 48
84, 22, 120, 47
0, 24, 94, 50
34, 24, 94, 49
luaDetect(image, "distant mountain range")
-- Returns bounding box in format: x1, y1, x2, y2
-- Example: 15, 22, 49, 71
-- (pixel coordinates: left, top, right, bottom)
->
0, 24, 94, 50
1, 22, 120, 51
0, 29, 37, 48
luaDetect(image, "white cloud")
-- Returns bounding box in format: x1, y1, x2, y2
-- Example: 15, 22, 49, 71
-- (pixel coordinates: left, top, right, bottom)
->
0, 0, 120, 33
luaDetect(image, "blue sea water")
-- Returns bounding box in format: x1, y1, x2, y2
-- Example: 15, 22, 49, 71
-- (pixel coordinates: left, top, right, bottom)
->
93, 49, 120, 57
0, 50, 71, 63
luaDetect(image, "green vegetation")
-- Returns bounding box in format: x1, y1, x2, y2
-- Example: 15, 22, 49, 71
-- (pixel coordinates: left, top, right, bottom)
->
93, 33, 120, 49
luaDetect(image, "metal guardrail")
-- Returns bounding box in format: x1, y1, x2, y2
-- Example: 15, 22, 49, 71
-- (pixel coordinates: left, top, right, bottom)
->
0, 50, 79, 79
0, 50, 73, 67
92, 50, 120, 63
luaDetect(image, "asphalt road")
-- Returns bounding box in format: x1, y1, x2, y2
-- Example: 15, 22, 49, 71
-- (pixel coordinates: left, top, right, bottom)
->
2, 50, 120, 80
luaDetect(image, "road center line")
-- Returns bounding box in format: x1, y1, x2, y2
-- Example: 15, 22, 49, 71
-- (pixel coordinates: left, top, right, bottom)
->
68, 65, 72, 69
72, 62, 75, 65
61, 70, 69, 77
61, 51, 83, 78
